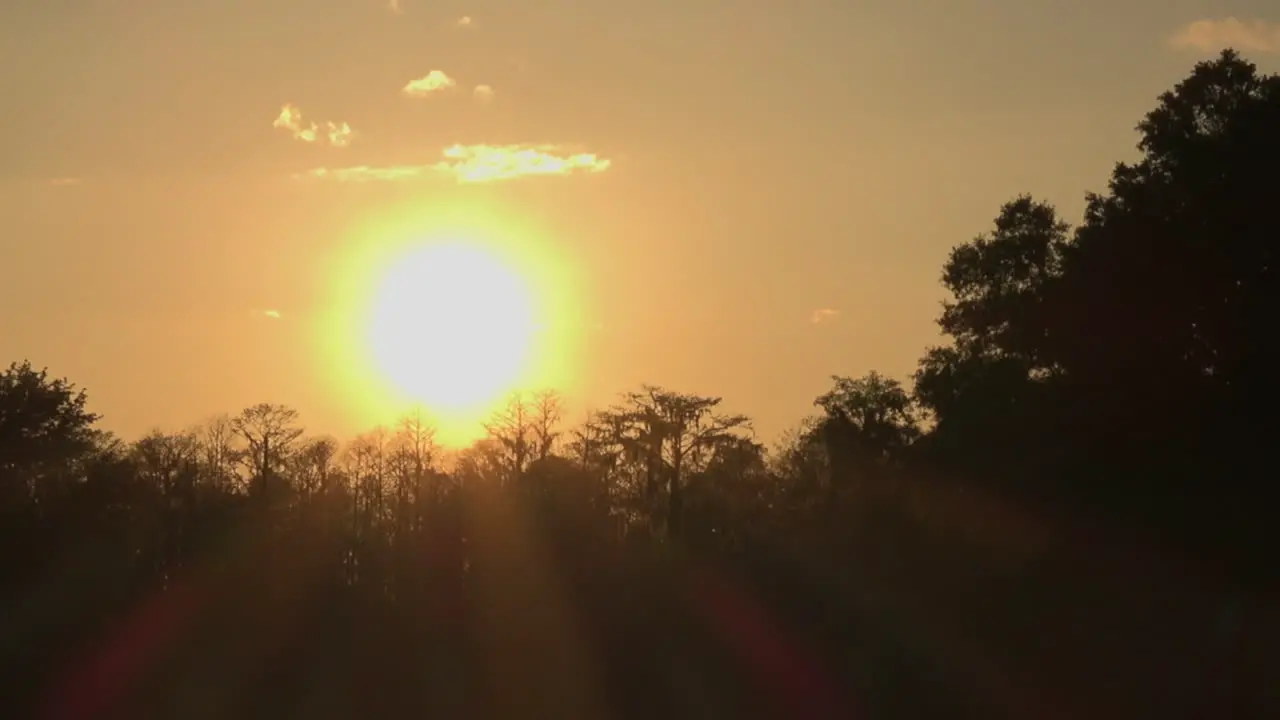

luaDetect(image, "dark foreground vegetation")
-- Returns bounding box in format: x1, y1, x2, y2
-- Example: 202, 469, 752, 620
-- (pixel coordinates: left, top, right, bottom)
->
3, 50, 1278, 719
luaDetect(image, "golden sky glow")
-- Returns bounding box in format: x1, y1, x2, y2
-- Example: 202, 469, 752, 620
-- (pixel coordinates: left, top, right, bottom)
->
2, 2, 1277, 443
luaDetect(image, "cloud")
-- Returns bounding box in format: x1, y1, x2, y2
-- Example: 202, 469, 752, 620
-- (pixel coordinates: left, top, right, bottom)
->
49, 177, 82, 186
294, 144, 612, 184
273, 104, 316, 142
387, 0, 402, 13
402, 71, 456, 97
327, 121, 355, 147
473, 84, 494, 103
456, 16, 474, 28
263, 309, 282, 320
1169, 18, 1280, 54
272, 104, 355, 147
810, 308, 840, 325
435, 143, 611, 182
292, 165, 433, 182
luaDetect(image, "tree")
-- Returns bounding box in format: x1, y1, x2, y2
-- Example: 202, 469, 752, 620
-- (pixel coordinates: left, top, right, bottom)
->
293, 436, 340, 502
231, 403, 303, 504
529, 389, 563, 463
483, 392, 534, 484
1053, 49, 1280, 463
0, 361, 100, 507
197, 413, 241, 491
605, 386, 751, 539
814, 372, 920, 475
912, 194, 1069, 428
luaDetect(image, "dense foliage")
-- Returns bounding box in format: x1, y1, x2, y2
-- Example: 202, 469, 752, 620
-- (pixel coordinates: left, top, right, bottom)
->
2, 50, 1276, 719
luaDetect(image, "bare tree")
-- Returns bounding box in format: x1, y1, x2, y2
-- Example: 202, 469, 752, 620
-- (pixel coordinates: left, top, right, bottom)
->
567, 411, 615, 474
483, 392, 533, 484
231, 403, 304, 504
293, 436, 340, 502
530, 389, 563, 462
133, 429, 200, 497
389, 409, 439, 538
198, 413, 242, 492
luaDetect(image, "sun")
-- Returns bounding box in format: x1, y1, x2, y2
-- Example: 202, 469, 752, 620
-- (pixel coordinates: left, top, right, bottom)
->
320, 200, 584, 446
366, 241, 535, 415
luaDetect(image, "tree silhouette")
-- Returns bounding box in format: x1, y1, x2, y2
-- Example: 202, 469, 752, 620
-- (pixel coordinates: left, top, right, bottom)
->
0, 361, 99, 505
231, 402, 304, 507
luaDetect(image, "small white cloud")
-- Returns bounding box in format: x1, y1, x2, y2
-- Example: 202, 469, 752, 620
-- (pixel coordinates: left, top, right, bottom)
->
434, 143, 611, 183
273, 104, 354, 147
402, 70, 456, 97
473, 84, 494, 103
263, 309, 282, 320
810, 308, 840, 325
327, 121, 355, 147
1169, 18, 1280, 54
273, 104, 316, 142
457, 16, 474, 27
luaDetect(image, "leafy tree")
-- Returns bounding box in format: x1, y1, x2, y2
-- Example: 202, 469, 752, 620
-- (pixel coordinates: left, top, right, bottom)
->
938, 195, 1068, 366
1054, 49, 1280, 465
0, 361, 100, 507
814, 372, 920, 475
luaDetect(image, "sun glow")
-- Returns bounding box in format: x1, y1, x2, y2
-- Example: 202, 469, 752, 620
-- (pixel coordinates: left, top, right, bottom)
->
322, 201, 581, 446
368, 242, 533, 412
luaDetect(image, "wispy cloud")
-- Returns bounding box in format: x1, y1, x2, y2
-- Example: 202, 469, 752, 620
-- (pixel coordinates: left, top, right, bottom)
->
1169, 18, 1280, 54
249, 308, 283, 320
272, 104, 356, 147
402, 71, 456, 98
456, 16, 474, 28
473, 85, 494, 103
810, 308, 840, 325
435, 143, 611, 182
49, 177, 82, 187
294, 144, 612, 184
387, 0, 402, 14
292, 165, 433, 182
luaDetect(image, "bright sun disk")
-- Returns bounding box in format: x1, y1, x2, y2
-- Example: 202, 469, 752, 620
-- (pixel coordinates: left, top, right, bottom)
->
367, 242, 536, 415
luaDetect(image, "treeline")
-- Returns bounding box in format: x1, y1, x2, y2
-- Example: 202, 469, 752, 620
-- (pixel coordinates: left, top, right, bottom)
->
1, 49, 1277, 719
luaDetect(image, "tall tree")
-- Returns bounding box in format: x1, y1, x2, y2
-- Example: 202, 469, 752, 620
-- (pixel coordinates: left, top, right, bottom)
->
231, 403, 303, 505
484, 392, 534, 484
1054, 49, 1280, 464
912, 197, 1072, 487
606, 387, 750, 539
529, 389, 563, 463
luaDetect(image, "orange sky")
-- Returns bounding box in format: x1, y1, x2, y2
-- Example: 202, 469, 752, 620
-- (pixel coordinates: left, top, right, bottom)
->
2, 1, 1278, 444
